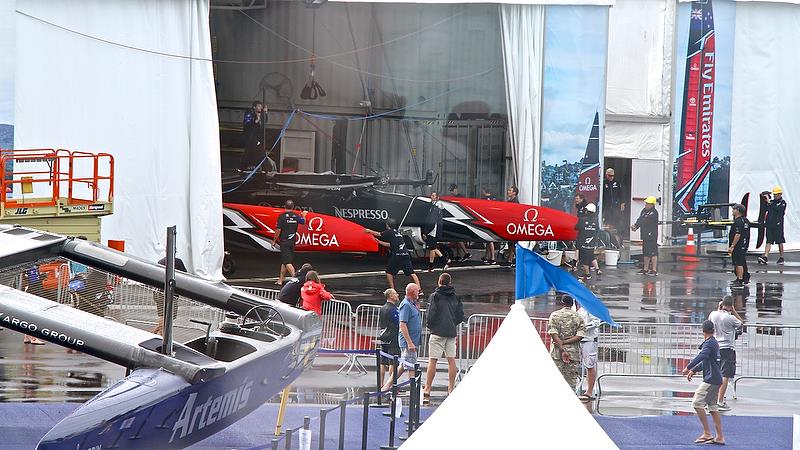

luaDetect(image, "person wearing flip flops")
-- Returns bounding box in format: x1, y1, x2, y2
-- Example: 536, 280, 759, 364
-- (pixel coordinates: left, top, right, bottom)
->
682, 320, 726, 445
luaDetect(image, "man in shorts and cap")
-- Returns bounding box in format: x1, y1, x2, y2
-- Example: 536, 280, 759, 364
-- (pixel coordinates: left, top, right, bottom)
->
631, 196, 660, 276
682, 320, 725, 445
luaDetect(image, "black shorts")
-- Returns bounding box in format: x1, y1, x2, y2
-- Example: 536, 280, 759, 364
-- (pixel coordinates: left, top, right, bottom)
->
731, 250, 747, 267
720, 348, 736, 378
766, 225, 785, 245
387, 254, 414, 276
381, 343, 401, 365
425, 235, 438, 250
280, 242, 296, 264
579, 248, 595, 266
642, 239, 659, 257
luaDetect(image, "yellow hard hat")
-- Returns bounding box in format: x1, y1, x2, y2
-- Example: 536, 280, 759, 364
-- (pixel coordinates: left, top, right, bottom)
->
645, 196, 658, 205
773, 186, 783, 195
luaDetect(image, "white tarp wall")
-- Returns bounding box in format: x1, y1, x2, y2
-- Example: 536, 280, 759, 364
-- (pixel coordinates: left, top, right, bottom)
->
500, 5, 545, 204
400, 304, 617, 449
730, 1, 800, 250
14, 0, 223, 278
604, 0, 673, 161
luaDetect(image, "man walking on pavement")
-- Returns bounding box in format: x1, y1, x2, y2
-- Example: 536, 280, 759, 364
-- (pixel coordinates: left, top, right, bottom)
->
273, 200, 307, 285
728, 204, 751, 288
422, 273, 465, 405
682, 320, 725, 445
382, 283, 422, 391
708, 296, 744, 411
548, 295, 586, 390
759, 186, 787, 265
631, 196, 660, 276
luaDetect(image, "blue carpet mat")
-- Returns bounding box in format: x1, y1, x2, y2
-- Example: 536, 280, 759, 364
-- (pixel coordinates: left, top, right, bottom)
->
595, 415, 793, 450
1, 403, 793, 449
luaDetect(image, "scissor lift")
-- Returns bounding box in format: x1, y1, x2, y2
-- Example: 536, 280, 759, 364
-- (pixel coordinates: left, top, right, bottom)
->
0, 149, 114, 241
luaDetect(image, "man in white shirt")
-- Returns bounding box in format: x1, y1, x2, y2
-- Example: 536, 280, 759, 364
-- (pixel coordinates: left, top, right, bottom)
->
707, 296, 744, 410
577, 302, 601, 400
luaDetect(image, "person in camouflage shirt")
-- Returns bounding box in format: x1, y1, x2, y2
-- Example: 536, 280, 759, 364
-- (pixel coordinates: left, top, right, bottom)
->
547, 295, 586, 389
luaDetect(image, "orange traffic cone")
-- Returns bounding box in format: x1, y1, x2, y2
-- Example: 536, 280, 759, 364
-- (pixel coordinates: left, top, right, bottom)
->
681, 227, 699, 262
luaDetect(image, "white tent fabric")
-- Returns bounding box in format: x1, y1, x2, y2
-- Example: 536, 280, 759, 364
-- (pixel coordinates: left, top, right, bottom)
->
14, 0, 223, 279
606, 0, 672, 118
605, 121, 669, 161
400, 304, 617, 449
332, 0, 614, 4
604, 0, 673, 160
730, 2, 800, 250
500, 4, 544, 205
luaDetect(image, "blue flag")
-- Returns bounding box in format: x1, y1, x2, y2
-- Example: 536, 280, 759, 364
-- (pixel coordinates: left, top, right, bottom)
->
515, 244, 618, 327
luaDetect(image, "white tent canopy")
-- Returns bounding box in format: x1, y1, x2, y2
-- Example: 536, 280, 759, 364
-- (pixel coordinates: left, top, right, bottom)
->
400, 304, 617, 449
14, 0, 223, 279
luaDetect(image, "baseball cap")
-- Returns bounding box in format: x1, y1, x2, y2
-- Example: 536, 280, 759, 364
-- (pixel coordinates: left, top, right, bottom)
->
585, 203, 597, 213
645, 196, 657, 205
773, 186, 783, 195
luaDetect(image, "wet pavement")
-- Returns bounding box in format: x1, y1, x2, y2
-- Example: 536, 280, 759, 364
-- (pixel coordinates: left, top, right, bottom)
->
1, 248, 799, 418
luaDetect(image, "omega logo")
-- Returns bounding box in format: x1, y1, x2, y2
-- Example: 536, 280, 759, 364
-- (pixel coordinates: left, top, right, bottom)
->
523, 208, 539, 222
308, 216, 324, 232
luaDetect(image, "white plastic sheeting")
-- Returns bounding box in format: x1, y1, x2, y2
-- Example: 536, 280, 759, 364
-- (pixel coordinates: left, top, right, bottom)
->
604, 121, 669, 161
730, 2, 800, 250
333, 0, 614, 4
399, 303, 617, 449
604, 0, 673, 160
500, 4, 545, 204
14, 0, 224, 279
606, 0, 672, 118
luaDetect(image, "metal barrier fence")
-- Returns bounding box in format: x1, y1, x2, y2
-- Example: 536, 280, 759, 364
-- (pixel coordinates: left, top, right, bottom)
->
596, 322, 800, 381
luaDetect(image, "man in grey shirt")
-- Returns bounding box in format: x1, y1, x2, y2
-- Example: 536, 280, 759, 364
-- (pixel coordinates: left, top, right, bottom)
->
707, 296, 744, 410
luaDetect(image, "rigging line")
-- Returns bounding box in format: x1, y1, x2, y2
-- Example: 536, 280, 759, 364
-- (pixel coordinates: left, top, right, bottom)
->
15, 8, 462, 67
222, 110, 297, 194
17, 8, 499, 84
239, 9, 500, 83
297, 87, 456, 122
344, 3, 371, 106
236, 7, 465, 64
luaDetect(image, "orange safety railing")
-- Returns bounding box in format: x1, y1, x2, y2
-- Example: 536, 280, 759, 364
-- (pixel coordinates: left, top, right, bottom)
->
0, 148, 114, 208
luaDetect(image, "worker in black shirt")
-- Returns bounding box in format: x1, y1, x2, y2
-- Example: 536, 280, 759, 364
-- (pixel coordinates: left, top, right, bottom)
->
365, 219, 422, 291
602, 168, 625, 247
759, 186, 787, 265
728, 204, 751, 288
576, 203, 599, 281
631, 196, 660, 276
239, 101, 267, 171
378, 288, 401, 386
423, 192, 449, 272
273, 200, 307, 285
277, 263, 313, 306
